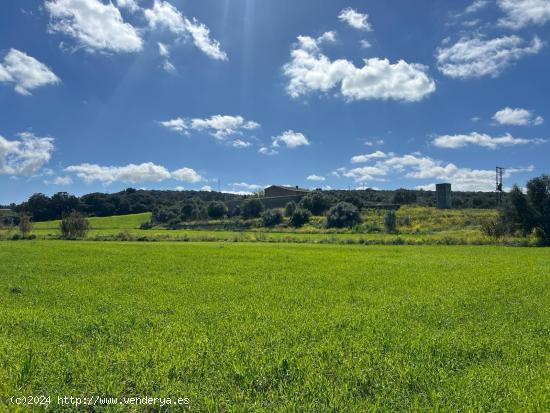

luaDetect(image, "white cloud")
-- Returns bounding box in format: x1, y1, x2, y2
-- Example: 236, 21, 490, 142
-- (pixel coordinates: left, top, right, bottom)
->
307, 174, 325, 181
65, 162, 171, 184
272, 130, 310, 148
144, 0, 227, 60
364, 139, 384, 146
338, 8, 373, 31
116, 0, 140, 13
436, 35, 544, 79
359, 40, 372, 49
172, 167, 203, 183
351, 150, 387, 164
45, 175, 73, 185
465, 0, 489, 14
493, 107, 544, 126
230, 182, 264, 193
45, 0, 143, 53
232, 139, 252, 148
336, 152, 532, 191
432, 132, 546, 149
0, 49, 60, 95
158, 42, 176, 73
498, 0, 550, 29
160, 115, 260, 140
258, 146, 278, 156
0, 132, 54, 176
201, 185, 212, 192
284, 33, 435, 102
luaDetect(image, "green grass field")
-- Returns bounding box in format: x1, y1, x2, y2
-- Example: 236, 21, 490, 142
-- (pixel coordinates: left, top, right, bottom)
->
1, 208, 535, 246
1, 242, 548, 411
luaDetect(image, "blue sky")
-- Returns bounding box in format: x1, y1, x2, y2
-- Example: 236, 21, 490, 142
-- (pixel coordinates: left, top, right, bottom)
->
1, 0, 549, 204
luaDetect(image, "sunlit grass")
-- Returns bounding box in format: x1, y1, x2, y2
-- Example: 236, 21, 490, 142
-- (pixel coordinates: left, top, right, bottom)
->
1, 242, 548, 411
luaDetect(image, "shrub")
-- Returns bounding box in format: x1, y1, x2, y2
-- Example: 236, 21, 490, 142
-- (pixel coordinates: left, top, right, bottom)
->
326, 202, 362, 228
384, 210, 397, 233
241, 198, 264, 219
60, 212, 90, 239
18, 214, 32, 236
140, 221, 154, 230
261, 209, 283, 227
481, 218, 507, 239
207, 201, 228, 219
284, 201, 297, 217
300, 192, 332, 215
289, 208, 311, 228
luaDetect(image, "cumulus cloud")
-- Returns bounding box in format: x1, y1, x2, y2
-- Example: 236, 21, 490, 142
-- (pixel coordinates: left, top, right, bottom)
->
272, 130, 310, 148
351, 150, 387, 164
0, 132, 55, 176
172, 167, 203, 183
432, 132, 546, 149
65, 162, 171, 184
436, 35, 544, 79
283, 33, 435, 102
338, 8, 373, 31
493, 107, 544, 126
115, 0, 140, 13
336, 151, 532, 191
160, 115, 260, 140
45, 0, 143, 53
0, 49, 60, 95
498, 0, 550, 29
306, 174, 325, 181
144, 0, 227, 60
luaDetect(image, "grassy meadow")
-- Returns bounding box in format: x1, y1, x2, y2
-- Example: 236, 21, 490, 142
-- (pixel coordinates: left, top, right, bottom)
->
1, 241, 549, 411
0, 207, 536, 245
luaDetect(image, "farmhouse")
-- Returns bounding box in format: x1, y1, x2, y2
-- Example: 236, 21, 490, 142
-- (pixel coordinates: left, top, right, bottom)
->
264, 185, 310, 198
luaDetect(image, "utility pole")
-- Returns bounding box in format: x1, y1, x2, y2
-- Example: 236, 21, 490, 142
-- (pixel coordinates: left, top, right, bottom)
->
496, 166, 504, 205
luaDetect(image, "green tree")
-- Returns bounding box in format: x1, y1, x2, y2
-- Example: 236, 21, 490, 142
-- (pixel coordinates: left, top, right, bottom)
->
207, 201, 228, 219
18, 214, 32, 237
241, 198, 264, 219
284, 201, 297, 217
384, 210, 397, 233
289, 208, 311, 228
300, 192, 332, 215
60, 212, 90, 239
261, 209, 283, 227
326, 202, 362, 228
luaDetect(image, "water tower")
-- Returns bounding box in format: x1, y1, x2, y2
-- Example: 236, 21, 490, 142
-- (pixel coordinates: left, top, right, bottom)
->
436, 183, 452, 209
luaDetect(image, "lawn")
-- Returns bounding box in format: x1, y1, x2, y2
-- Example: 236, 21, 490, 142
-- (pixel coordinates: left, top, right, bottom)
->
1, 242, 548, 411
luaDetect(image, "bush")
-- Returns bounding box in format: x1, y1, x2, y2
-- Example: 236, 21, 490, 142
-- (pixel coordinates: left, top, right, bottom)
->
261, 209, 283, 227
384, 210, 397, 233
481, 218, 507, 239
18, 214, 32, 236
326, 202, 362, 228
284, 201, 297, 217
60, 212, 90, 239
207, 201, 228, 219
241, 198, 264, 219
300, 192, 332, 215
289, 208, 311, 228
